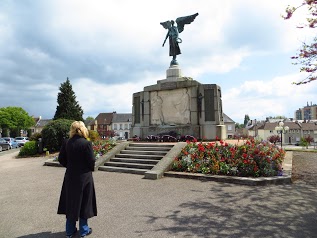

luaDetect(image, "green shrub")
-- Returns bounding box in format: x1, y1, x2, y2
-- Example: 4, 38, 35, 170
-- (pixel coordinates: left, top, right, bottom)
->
41, 119, 73, 153
89, 130, 100, 142
18, 141, 38, 156
29, 132, 42, 141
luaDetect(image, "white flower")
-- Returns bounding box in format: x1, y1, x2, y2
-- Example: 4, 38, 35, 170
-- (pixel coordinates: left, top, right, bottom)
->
182, 155, 192, 165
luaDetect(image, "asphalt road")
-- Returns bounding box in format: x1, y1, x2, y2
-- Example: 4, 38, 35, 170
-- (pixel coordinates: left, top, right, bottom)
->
0, 151, 317, 238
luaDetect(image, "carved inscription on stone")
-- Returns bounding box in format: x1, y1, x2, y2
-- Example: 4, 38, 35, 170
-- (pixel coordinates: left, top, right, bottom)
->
161, 82, 177, 90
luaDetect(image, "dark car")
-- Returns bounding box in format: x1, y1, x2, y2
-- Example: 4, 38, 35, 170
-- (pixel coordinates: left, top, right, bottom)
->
0, 138, 10, 150
2, 137, 19, 149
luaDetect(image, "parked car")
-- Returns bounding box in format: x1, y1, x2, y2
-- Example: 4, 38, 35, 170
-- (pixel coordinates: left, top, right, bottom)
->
0, 138, 10, 150
15, 137, 29, 147
2, 137, 19, 149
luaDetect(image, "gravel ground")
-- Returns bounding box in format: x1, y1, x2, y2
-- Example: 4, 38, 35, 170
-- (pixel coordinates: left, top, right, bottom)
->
292, 151, 317, 185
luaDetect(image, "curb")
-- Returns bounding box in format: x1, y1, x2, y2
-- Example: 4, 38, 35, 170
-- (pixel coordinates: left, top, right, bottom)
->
43, 158, 62, 167
164, 171, 292, 186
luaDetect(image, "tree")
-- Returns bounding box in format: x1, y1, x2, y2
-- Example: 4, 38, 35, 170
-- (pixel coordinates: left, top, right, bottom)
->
41, 119, 73, 152
86, 116, 95, 121
243, 114, 250, 127
54, 77, 84, 121
0, 107, 34, 136
235, 123, 244, 129
283, 1, 317, 85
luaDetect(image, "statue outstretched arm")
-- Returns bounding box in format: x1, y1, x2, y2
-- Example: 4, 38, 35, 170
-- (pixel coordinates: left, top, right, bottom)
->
160, 21, 172, 47
162, 31, 169, 47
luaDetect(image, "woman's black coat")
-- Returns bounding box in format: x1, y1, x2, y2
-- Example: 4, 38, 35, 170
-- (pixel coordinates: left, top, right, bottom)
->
57, 135, 97, 221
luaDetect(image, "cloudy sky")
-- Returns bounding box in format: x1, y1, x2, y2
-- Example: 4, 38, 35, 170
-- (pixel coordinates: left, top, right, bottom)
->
0, 0, 316, 123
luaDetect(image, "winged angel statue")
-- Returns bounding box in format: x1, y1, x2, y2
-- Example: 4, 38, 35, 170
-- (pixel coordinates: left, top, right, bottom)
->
161, 13, 198, 66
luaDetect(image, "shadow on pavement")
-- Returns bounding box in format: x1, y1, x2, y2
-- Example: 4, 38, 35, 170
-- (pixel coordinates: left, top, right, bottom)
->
141, 182, 317, 237
17, 231, 65, 238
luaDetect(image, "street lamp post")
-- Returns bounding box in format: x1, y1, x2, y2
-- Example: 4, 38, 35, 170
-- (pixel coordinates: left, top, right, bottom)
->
275, 121, 289, 148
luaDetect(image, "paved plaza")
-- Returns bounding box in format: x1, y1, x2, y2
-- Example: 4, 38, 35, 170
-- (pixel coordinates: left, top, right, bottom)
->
0, 150, 317, 238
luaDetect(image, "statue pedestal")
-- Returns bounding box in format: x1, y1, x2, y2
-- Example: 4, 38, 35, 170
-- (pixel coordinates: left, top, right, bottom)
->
130, 66, 225, 140
166, 65, 182, 81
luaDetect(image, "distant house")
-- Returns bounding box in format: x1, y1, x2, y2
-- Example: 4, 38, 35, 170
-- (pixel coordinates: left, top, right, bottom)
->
223, 113, 235, 139
112, 112, 132, 139
30, 116, 52, 134
94, 112, 115, 138
248, 119, 317, 144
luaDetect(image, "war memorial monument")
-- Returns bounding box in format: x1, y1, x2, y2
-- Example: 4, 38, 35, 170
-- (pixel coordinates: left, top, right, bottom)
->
130, 13, 225, 140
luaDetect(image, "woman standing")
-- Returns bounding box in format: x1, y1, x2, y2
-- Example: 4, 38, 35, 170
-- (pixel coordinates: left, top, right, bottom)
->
57, 121, 97, 238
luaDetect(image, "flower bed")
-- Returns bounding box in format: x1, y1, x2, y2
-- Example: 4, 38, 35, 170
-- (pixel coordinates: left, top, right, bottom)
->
92, 138, 116, 160
172, 139, 285, 177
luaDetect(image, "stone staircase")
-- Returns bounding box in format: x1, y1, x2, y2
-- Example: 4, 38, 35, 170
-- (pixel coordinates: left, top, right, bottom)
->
98, 142, 175, 175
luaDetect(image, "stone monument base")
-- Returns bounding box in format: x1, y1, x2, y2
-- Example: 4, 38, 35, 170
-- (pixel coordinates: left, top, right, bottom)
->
130, 65, 225, 140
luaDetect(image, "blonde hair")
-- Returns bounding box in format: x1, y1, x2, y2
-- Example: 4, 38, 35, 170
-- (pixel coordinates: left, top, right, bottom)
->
69, 121, 89, 139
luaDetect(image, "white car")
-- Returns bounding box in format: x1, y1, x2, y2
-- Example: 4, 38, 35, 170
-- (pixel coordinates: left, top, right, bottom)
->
15, 137, 29, 147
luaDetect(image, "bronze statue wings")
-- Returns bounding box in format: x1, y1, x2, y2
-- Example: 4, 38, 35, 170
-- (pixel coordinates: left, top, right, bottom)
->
176, 13, 199, 33
160, 13, 199, 32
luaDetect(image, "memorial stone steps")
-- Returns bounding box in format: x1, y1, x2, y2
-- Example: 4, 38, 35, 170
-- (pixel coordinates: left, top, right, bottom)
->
98, 142, 175, 175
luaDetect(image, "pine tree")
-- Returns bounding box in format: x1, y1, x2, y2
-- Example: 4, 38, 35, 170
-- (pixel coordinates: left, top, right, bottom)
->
53, 77, 84, 121
243, 114, 250, 127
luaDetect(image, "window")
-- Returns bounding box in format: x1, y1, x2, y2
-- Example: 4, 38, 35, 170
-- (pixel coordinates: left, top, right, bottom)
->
227, 125, 232, 131
120, 124, 123, 130
124, 123, 128, 129
113, 124, 117, 130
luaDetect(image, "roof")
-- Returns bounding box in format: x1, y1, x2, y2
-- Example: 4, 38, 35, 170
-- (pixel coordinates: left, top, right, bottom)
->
223, 113, 235, 123
36, 119, 52, 127
112, 113, 132, 123
84, 119, 95, 127
95, 113, 114, 125
301, 122, 317, 130
250, 121, 317, 131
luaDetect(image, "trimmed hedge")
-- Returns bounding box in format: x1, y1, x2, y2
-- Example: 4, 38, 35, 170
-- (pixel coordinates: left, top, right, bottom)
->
18, 141, 38, 156
41, 119, 73, 153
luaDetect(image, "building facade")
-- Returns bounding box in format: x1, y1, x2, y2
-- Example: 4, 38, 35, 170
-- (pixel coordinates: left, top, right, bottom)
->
223, 113, 235, 139
111, 113, 132, 139
295, 102, 317, 120
248, 119, 317, 144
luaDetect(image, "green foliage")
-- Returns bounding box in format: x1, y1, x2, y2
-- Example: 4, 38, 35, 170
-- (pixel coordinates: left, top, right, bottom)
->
235, 123, 244, 129
53, 78, 84, 121
0, 107, 34, 132
300, 137, 309, 148
86, 116, 95, 121
299, 136, 314, 148
243, 114, 250, 126
172, 139, 285, 177
41, 119, 73, 152
29, 132, 42, 141
18, 141, 38, 156
89, 130, 100, 142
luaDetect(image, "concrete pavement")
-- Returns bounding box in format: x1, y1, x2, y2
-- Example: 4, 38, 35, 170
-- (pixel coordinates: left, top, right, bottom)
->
0, 150, 317, 238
